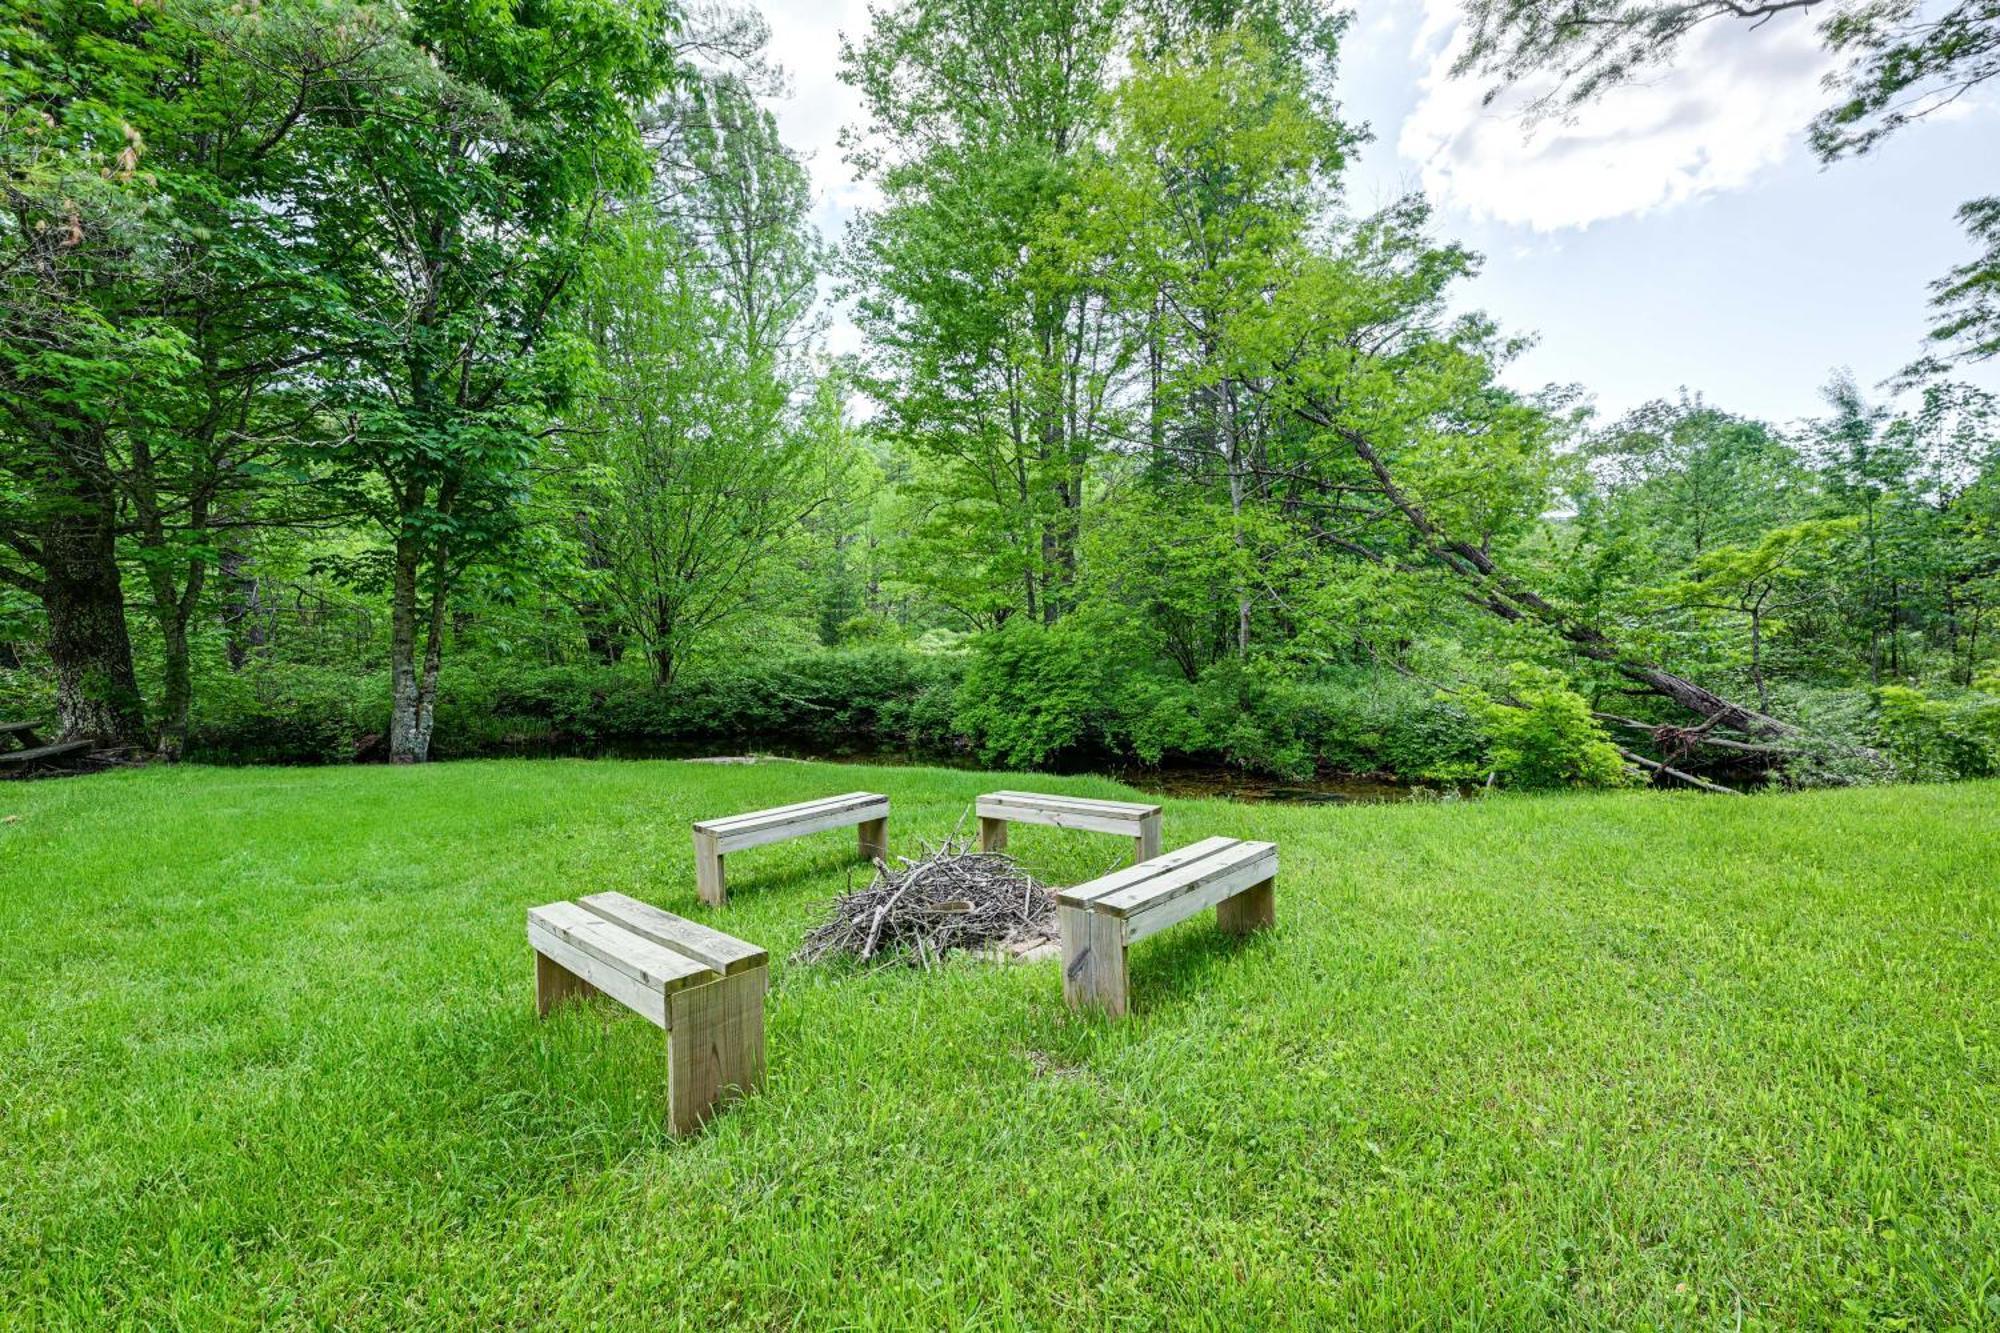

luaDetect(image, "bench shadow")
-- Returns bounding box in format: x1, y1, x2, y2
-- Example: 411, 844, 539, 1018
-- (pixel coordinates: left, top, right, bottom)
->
1121, 922, 1278, 1018
718, 848, 878, 899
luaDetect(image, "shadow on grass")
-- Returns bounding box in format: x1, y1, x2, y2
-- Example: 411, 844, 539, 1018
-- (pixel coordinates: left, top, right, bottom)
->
711, 848, 879, 901
1122, 921, 1279, 1019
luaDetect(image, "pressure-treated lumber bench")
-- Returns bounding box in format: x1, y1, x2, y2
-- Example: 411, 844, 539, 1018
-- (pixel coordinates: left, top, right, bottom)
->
975, 790, 1163, 864
691, 791, 890, 907
528, 891, 768, 1134
1055, 835, 1276, 1017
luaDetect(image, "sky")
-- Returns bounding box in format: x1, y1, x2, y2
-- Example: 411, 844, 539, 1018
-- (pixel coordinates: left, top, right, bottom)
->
757, 0, 1999, 429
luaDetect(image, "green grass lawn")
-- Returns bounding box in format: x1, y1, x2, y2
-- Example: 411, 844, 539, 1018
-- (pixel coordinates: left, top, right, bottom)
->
2, 761, 1996, 1328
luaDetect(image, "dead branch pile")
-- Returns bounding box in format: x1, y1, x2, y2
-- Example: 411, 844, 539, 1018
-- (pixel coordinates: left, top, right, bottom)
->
794, 835, 1056, 967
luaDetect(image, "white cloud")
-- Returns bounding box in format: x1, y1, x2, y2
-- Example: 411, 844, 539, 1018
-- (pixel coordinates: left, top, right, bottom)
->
759, 0, 879, 227
1398, 2, 1835, 230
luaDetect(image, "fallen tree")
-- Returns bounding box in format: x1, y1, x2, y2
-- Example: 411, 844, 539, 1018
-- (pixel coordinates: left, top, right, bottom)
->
1275, 395, 1899, 786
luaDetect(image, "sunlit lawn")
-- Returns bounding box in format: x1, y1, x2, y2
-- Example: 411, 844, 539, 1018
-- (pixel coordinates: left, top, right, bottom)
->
2, 760, 1996, 1327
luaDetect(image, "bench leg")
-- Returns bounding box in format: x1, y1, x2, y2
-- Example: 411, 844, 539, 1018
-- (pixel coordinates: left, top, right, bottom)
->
1059, 905, 1130, 1018
1135, 813, 1163, 863
977, 816, 1008, 854
1218, 876, 1276, 935
857, 816, 889, 863
534, 950, 600, 1016
666, 965, 768, 1135
693, 830, 726, 907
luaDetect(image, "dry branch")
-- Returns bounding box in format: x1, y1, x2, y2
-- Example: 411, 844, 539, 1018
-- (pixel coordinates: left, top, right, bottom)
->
794, 835, 1057, 967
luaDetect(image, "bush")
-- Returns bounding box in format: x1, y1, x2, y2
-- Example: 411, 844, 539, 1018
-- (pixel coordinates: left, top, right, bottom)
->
190, 665, 388, 763
188, 647, 968, 764
182, 641, 1491, 782
1873, 684, 2000, 781
1461, 664, 1633, 790
954, 620, 1122, 769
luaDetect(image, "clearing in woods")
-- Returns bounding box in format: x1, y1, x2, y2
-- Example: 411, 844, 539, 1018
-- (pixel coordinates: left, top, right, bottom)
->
1, 760, 1995, 1326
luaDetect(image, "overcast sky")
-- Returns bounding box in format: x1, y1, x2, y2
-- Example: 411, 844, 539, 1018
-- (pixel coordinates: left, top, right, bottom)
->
758, 0, 2000, 428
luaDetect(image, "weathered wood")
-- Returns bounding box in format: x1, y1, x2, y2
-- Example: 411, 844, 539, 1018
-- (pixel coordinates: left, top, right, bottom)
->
975, 791, 1164, 862
1217, 877, 1275, 935
1054, 838, 1278, 1017
695, 790, 869, 831
1057, 835, 1239, 909
1136, 811, 1163, 861
690, 792, 890, 905
579, 890, 767, 975
0, 739, 92, 768
696, 792, 890, 852
1094, 841, 1277, 921
527, 902, 716, 1010
1058, 903, 1094, 1010
665, 966, 768, 1136
529, 896, 768, 1136
692, 829, 726, 907
977, 815, 1009, 854
856, 816, 889, 863
535, 949, 601, 1016
527, 921, 670, 1027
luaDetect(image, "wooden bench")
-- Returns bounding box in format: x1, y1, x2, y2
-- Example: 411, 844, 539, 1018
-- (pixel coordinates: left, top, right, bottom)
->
975, 790, 1163, 863
528, 891, 768, 1134
1055, 835, 1276, 1017
0, 721, 92, 772
691, 791, 890, 907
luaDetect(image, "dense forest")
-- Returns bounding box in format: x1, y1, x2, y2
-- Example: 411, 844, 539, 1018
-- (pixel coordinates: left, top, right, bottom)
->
3, 0, 1997, 792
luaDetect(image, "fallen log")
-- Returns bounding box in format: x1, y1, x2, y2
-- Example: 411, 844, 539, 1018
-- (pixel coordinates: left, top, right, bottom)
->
1283, 399, 1874, 761
1617, 746, 1746, 796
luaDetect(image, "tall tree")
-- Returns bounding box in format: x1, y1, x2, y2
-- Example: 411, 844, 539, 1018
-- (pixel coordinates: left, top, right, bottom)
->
1, 0, 187, 745
842, 0, 1128, 628
297, 0, 682, 761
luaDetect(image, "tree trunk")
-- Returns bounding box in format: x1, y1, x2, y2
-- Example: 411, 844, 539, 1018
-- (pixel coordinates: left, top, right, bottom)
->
388, 536, 425, 762
1749, 609, 1769, 714
219, 538, 266, 670
1223, 378, 1250, 656
1307, 409, 1817, 745
43, 499, 147, 746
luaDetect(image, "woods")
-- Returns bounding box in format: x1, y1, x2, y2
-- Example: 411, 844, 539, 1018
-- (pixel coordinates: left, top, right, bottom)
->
3, 0, 1996, 789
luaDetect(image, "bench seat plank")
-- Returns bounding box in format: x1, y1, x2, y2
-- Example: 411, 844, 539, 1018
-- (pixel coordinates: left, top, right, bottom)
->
0, 739, 92, 767
695, 791, 876, 833
579, 891, 768, 975
697, 792, 889, 853
1056, 836, 1239, 908
1093, 840, 1277, 922
1056, 838, 1278, 1017
528, 903, 717, 1029
974, 800, 1150, 837
981, 790, 1161, 818
690, 792, 890, 905
529, 897, 768, 1133
977, 790, 1164, 861
1116, 846, 1277, 944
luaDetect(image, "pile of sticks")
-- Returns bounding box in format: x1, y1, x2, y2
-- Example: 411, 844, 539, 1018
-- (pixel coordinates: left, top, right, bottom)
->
794, 834, 1056, 967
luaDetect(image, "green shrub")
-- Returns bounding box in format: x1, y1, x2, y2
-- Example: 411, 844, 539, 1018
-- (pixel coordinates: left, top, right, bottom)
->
190, 665, 388, 763
1461, 665, 1633, 790
189, 648, 968, 764
1873, 684, 2000, 781
954, 620, 1122, 769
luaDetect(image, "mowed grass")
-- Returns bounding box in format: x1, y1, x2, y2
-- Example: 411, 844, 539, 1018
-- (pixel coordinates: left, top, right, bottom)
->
1, 762, 1996, 1329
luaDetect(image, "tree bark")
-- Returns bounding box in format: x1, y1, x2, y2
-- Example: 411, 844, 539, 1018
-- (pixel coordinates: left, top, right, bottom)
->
43, 495, 147, 746
388, 535, 426, 762
219, 537, 266, 670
